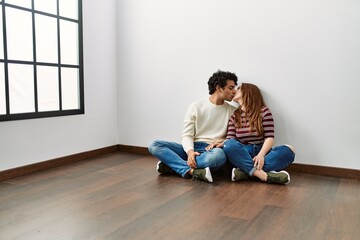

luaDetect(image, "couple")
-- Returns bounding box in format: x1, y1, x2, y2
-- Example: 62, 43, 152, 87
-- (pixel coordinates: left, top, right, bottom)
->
148, 70, 295, 184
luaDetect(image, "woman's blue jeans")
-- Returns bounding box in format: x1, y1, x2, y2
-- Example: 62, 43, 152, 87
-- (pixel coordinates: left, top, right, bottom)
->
148, 140, 227, 177
223, 139, 295, 176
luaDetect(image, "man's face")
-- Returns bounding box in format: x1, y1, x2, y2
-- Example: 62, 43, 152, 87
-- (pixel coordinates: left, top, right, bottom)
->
219, 80, 237, 101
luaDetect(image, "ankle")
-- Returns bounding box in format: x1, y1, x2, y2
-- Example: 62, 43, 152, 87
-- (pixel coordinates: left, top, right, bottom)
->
254, 170, 267, 181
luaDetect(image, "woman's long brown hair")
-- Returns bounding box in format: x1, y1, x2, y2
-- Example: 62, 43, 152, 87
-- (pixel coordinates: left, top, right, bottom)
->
234, 83, 266, 136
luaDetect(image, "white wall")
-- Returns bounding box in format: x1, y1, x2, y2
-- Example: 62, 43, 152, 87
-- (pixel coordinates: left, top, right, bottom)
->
117, 0, 360, 170
0, 1, 118, 171
1, 0, 359, 172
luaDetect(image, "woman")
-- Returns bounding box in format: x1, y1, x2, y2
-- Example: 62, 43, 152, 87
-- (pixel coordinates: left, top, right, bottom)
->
223, 83, 295, 184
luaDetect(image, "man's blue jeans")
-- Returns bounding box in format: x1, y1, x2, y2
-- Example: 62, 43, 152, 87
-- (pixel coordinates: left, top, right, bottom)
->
148, 140, 227, 177
223, 139, 295, 176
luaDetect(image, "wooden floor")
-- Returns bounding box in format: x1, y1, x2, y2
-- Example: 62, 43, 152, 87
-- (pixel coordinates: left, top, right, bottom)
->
0, 152, 359, 240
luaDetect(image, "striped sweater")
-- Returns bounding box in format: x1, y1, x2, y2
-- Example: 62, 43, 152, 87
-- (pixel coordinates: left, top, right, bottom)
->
226, 106, 274, 144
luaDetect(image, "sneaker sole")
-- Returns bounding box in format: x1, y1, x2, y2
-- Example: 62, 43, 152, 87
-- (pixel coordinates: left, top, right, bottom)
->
280, 170, 290, 184
205, 167, 213, 183
156, 161, 161, 173
231, 168, 236, 182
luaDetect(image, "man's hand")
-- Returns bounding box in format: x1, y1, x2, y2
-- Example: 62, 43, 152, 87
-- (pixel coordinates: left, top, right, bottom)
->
187, 149, 200, 168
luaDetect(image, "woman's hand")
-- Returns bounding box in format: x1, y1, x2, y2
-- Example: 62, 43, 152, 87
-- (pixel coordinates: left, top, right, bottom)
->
253, 137, 274, 170
205, 141, 224, 151
253, 155, 265, 170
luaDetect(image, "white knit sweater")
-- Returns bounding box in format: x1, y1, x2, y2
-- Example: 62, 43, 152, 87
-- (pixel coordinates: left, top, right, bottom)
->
181, 98, 237, 153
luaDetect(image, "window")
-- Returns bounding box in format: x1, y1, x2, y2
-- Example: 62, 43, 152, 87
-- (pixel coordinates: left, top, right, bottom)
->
0, 0, 84, 121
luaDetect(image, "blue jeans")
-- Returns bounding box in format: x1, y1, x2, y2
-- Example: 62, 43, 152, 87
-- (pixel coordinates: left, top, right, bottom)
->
148, 140, 227, 177
223, 139, 295, 176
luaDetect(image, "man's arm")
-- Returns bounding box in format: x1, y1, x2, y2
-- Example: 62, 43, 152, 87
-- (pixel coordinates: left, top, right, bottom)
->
181, 103, 199, 168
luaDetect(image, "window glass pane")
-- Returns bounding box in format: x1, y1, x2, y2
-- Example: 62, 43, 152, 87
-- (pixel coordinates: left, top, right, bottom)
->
37, 66, 59, 112
5, 0, 31, 9
35, 14, 58, 63
0, 10, 3, 59
34, 0, 57, 15
8, 64, 35, 114
0, 63, 5, 114
0, 0, 83, 121
59, 0, 78, 20
60, 20, 78, 65
6, 7, 33, 61
61, 67, 79, 110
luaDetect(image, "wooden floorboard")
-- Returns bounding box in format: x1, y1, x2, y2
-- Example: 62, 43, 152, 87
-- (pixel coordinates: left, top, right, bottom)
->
0, 152, 359, 240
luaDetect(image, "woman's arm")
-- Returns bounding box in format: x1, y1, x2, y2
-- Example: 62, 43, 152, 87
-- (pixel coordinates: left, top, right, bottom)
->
253, 137, 274, 170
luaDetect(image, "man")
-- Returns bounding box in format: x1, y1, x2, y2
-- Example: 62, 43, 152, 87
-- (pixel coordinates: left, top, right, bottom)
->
148, 70, 238, 182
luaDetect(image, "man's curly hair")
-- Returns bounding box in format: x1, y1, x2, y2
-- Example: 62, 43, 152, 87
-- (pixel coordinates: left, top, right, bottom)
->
208, 70, 238, 94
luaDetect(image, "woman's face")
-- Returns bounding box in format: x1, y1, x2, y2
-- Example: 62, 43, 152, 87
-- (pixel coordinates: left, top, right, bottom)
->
233, 87, 242, 104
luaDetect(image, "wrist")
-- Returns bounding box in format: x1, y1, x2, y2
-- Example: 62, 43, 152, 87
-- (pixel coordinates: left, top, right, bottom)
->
187, 149, 195, 155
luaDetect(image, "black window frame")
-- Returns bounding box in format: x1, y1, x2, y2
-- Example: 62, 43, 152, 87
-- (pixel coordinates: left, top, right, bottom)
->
0, 0, 84, 122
